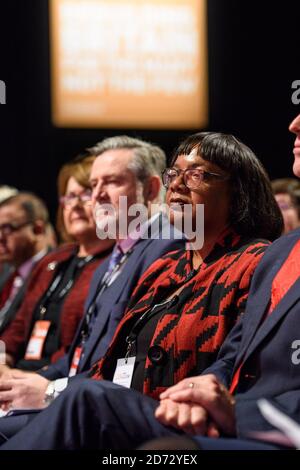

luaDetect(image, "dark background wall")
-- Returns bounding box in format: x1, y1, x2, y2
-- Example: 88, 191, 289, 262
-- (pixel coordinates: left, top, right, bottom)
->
0, 0, 300, 222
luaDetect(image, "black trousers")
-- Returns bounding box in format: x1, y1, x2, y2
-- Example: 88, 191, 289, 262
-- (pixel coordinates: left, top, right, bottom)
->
0, 379, 280, 450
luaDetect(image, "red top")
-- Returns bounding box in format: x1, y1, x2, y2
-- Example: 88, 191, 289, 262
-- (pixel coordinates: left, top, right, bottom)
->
0, 243, 111, 365
0, 270, 18, 309
90, 229, 269, 400
230, 239, 300, 394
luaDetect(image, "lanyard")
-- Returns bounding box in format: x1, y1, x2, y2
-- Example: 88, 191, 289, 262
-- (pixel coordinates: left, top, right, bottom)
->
80, 249, 133, 342
124, 294, 179, 361
39, 254, 94, 319
96, 249, 132, 295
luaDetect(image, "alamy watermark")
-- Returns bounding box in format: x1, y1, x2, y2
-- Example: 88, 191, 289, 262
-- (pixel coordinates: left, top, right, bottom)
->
94, 198, 204, 250
0, 80, 6, 104
291, 340, 300, 365
291, 80, 300, 105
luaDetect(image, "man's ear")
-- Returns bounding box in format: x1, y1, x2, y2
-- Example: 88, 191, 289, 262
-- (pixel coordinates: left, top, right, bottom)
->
144, 175, 161, 202
32, 220, 46, 235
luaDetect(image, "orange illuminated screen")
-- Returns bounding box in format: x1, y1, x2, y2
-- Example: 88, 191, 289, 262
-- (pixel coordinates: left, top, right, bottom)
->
50, 0, 208, 129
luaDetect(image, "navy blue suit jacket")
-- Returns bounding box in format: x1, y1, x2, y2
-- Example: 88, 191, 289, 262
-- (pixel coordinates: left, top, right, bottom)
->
39, 215, 184, 380
204, 228, 300, 438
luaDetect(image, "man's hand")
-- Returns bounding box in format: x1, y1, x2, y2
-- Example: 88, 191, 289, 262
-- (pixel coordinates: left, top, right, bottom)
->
0, 365, 11, 379
159, 374, 236, 436
155, 398, 220, 437
0, 373, 49, 410
0, 366, 30, 381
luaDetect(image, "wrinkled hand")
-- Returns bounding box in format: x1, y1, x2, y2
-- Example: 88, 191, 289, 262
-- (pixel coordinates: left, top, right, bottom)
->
0, 373, 49, 410
0, 365, 11, 379
159, 374, 236, 436
0, 366, 30, 381
155, 398, 220, 437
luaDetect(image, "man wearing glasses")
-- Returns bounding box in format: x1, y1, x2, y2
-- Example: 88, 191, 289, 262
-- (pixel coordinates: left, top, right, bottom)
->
0, 192, 51, 334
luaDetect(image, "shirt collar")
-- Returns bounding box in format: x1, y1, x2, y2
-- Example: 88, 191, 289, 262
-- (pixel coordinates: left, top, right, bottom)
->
17, 249, 47, 279
117, 212, 160, 255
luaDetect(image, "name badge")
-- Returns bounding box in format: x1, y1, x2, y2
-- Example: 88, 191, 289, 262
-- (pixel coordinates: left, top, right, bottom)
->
69, 346, 82, 377
112, 357, 136, 388
24, 320, 51, 360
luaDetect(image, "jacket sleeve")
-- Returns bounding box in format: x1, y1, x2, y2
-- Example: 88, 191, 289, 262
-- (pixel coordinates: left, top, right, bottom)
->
0, 263, 45, 361
235, 389, 300, 438
201, 242, 270, 387
38, 354, 70, 380
201, 316, 244, 387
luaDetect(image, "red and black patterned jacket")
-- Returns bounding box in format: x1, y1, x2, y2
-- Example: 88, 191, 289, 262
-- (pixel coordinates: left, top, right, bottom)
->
91, 229, 270, 399
0, 243, 112, 364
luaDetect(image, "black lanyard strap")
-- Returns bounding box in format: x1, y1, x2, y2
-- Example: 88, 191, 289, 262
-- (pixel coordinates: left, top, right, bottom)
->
125, 295, 179, 360
80, 249, 133, 341
39, 254, 94, 319
93, 249, 132, 299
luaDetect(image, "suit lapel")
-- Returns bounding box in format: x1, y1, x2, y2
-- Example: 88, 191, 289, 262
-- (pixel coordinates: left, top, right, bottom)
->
235, 256, 283, 363
0, 280, 28, 331
236, 229, 300, 364
242, 275, 300, 362
0, 265, 13, 291
80, 236, 152, 370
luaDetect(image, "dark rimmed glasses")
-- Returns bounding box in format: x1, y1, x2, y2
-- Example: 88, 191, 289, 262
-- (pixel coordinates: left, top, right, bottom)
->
0, 220, 33, 237
162, 167, 228, 190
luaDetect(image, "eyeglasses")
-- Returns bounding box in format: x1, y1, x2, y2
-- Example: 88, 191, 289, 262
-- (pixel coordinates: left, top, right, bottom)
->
60, 190, 92, 207
0, 220, 33, 237
162, 167, 228, 190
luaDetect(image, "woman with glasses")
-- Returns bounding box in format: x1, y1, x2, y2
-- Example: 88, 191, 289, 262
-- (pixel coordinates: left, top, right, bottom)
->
0, 132, 284, 450
0, 155, 113, 372
89, 132, 283, 396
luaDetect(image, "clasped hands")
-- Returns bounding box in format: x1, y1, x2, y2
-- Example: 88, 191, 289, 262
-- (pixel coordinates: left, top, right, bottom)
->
0, 366, 236, 437
0, 365, 49, 411
155, 374, 236, 438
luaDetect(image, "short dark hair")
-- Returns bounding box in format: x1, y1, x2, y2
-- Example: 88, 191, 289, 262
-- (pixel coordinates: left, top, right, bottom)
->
172, 132, 283, 241
0, 192, 49, 224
